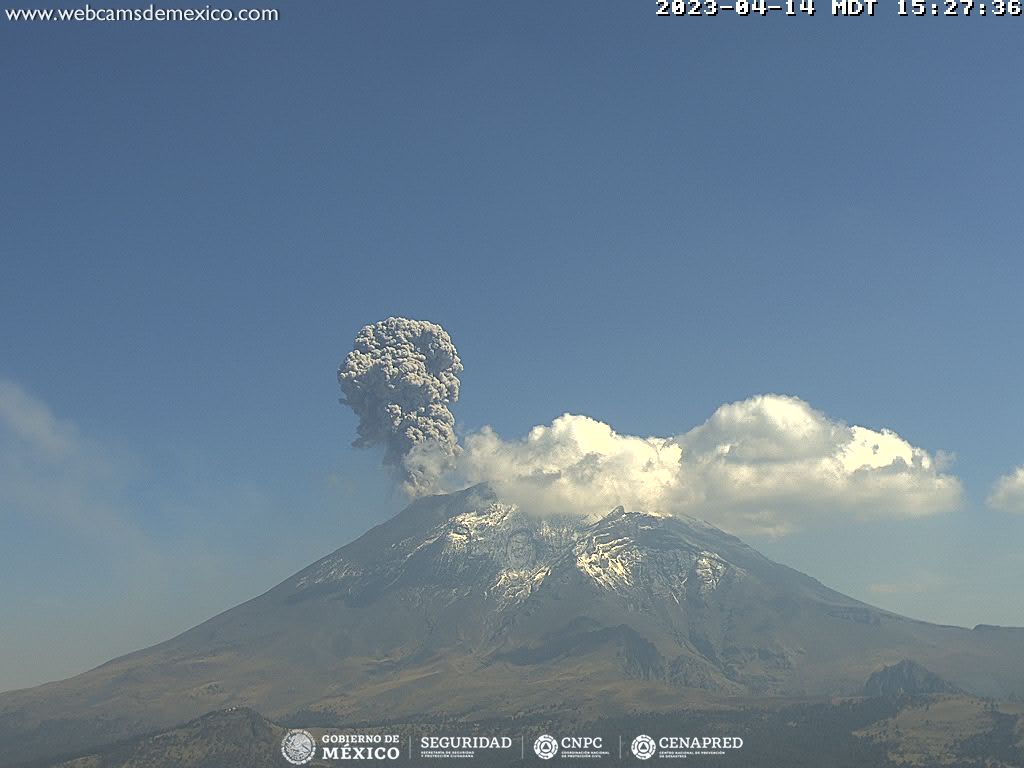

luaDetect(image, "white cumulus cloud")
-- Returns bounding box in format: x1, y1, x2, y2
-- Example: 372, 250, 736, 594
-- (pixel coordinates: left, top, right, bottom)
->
452, 415, 684, 521
987, 467, 1024, 514
440, 394, 962, 536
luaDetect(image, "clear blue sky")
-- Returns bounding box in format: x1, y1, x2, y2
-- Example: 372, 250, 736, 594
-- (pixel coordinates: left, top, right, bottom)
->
2, 2, 1023, 692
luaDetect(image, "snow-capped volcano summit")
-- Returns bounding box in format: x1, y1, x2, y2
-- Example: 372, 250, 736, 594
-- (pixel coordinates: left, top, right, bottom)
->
1, 484, 1022, 767
296, 487, 756, 604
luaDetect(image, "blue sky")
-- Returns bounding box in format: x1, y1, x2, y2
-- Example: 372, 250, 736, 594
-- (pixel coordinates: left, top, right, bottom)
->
2, 2, 1023, 692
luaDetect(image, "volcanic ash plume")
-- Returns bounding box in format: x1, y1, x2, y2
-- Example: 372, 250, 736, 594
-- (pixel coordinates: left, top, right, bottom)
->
338, 317, 463, 494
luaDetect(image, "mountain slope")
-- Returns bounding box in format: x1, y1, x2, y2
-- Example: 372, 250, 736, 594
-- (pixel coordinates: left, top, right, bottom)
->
2, 484, 1022, 767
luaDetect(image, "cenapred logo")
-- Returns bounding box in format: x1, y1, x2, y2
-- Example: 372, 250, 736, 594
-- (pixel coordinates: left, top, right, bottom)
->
534, 733, 559, 760
281, 729, 317, 765
631, 734, 657, 760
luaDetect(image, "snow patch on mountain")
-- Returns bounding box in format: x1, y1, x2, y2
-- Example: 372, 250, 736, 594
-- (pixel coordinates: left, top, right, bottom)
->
293, 498, 745, 614
295, 557, 362, 588
694, 552, 728, 593
575, 534, 640, 590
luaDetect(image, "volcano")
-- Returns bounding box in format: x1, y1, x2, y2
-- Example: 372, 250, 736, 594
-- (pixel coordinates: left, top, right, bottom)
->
2, 483, 1022, 766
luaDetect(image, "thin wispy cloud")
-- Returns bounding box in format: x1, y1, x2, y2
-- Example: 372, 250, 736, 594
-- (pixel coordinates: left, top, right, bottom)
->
869, 570, 947, 596
987, 466, 1024, 514
0, 378, 143, 541
0, 378, 312, 692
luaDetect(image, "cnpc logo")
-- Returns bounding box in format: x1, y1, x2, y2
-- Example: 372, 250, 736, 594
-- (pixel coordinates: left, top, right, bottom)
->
533, 734, 558, 760
533, 734, 605, 759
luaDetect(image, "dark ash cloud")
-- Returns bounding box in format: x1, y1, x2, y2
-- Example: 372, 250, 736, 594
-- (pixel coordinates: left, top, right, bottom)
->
338, 317, 462, 493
